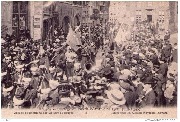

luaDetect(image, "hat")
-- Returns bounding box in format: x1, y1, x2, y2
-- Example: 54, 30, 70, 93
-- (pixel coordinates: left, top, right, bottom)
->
136, 69, 144, 76
168, 78, 174, 82
133, 52, 138, 55
156, 74, 164, 81
74, 62, 81, 70
164, 84, 175, 99
159, 61, 164, 64
39, 65, 46, 69
30, 60, 39, 64
132, 59, 137, 64
57, 71, 63, 77
3, 85, 14, 92
22, 77, 31, 82
119, 69, 132, 80
101, 77, 107, 82
13, 96, 24, 106
49, 67, 56, 73
67, 46, 72, 50
119, 81, 134, 91
106, 89, 126, 105
119, 74, 129, 80
30, 67, 39, 72
109, 82, 121, 90
73, 76, 82, 83
1, 72, 7, 77
143, 76, 155, 84
39, 88, 51, 100
139, 53, 145, 59
122, 69, 132, 75
15, 64, 24, 69
73, 95, 82, 104
63, 75, 67, 81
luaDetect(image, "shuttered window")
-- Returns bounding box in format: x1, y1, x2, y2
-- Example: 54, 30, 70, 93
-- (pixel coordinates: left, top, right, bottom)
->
12, 1, 28, 37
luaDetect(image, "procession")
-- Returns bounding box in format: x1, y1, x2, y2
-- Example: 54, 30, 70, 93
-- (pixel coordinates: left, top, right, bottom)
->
1, 1, 178, 110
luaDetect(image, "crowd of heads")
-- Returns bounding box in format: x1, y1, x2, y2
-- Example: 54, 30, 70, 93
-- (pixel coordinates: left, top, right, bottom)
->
1, 20, 177, 110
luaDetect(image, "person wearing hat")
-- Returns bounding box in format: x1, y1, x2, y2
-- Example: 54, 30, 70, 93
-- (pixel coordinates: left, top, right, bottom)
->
149, 50, 160, 66
153, 74, 166, 107
70, 76, 87, 107
164, 79, 176, 106
1, 77, 14, 108
29, 64, 40, 90
101, 57, 111, 68
45, 88, 60, 107
140, 81, 156, 108
161, 42, 172, 63
13, 84, 27, 108
171, 43, 177, 63
103, 82, 127, 109
119, 79, 138, 108
158, 61, 168, 77
74, 62, 84, 77
81, 44, 90, 68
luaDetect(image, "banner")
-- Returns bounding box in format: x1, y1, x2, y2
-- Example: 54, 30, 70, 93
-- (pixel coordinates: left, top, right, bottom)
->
66, 25, 82, 51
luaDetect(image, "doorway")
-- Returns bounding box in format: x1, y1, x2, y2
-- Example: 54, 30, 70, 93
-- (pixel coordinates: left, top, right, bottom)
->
147, 15, 152, 22
62, 16, 70, 37
74, 14, 80, 27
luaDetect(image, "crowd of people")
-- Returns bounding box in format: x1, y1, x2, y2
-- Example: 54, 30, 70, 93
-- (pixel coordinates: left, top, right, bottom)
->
1, 20, 177, 110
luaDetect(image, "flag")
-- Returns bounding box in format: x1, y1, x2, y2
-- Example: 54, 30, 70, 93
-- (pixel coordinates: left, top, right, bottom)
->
66, 25, 82, 51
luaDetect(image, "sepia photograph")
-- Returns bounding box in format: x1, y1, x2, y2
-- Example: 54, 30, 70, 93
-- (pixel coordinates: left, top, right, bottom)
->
1, 1, 178, 119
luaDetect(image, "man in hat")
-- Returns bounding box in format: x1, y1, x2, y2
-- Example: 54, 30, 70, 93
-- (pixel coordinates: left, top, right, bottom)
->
29, 64, 40, 90
103, 82, 127, 109
153, 74, 166, 107
141, 81, 156, 107
119, 79, 138, 108
1, 74, 14, 108
81, 44, 90, 68
158, 61, 168, 77
161, 41, 172, 63
164, 30, 170, 41
164, 79, 176, 106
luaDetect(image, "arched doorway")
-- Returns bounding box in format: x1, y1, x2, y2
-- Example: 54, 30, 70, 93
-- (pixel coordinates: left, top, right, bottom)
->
62, 16, 70, 38
74, 14, 80, 27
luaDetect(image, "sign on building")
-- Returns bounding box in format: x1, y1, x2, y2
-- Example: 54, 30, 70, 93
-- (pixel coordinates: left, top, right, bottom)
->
33, 2, 43, 40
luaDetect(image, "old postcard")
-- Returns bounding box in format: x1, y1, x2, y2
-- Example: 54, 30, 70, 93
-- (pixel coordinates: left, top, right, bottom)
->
1, 1, 178, 118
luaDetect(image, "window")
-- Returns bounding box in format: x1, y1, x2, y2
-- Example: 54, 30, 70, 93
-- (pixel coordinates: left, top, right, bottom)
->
159, 11, 165, 23
136, 10, 142, 23
12, 1, 28, 37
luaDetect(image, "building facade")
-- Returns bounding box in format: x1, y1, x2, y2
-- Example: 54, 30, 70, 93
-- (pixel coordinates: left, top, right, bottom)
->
1, 1, 110, 40
1, 1, 84, 40
109, 1, 178, 32
42, 1, 83, 40
81, 1, 110, 25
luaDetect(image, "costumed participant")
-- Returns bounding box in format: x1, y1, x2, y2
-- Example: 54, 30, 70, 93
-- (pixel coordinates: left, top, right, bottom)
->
65, 46, 77, 79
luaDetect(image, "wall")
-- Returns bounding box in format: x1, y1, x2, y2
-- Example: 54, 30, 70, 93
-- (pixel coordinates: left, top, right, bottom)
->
169, 1, 178, 33
1, 1, 13, 37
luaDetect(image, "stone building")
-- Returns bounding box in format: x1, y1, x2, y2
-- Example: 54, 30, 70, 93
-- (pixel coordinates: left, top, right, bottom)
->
109, 1, 178, 32
81, 1, 110, 25
1, 1, 83, 40
1, 1, 110, 40
42, 1, 83, 40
